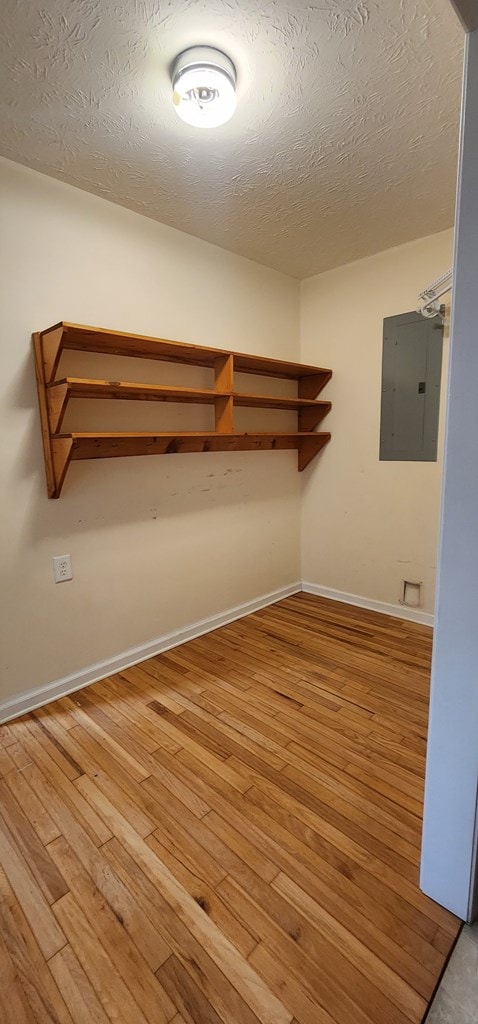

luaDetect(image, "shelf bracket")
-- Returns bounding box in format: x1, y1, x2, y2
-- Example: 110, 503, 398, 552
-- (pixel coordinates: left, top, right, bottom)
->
298, 434, 330, 472
298, 404, 331, 432
298, 372, 332, 400
47, 382, 69, 434
50, 437, 74, 499
33, 332, 56, 498
41, 324, 65, 383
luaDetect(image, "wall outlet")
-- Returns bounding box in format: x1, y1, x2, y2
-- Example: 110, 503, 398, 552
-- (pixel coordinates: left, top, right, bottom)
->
53, 554, 73, 583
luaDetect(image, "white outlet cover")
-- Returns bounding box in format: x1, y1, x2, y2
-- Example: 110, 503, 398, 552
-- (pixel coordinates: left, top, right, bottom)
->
53, 554, 73, 583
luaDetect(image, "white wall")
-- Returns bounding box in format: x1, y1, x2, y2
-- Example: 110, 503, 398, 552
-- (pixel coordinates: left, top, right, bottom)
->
421, 29, 478, 921
300, 229, 454, 616
0, 158, 301, 708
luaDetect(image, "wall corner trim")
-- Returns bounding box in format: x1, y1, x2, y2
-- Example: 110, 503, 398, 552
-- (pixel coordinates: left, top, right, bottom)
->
301, 581, 435, 626
0, 582, 301, 724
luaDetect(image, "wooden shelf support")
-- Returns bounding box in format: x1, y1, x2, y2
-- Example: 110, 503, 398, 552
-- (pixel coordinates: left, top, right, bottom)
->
50, 438, 74, 499
46, 381, 70, 434
214, 354, 234, 432
298, 405, 331, 432
298, 434, 330, 471
298, 371, 332, 400
41, 324, 66, 384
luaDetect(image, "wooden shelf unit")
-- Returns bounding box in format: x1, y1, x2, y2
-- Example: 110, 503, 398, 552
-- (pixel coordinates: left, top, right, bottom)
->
33, 322, 332, 498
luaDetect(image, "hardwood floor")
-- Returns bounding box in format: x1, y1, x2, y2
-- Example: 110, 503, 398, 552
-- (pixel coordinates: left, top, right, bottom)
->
0, 593, 460, 1024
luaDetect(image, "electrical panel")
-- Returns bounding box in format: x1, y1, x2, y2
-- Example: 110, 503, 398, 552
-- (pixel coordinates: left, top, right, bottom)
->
380, 310, 444, 462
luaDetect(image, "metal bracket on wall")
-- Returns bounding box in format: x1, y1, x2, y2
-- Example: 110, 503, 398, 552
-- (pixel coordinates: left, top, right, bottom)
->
417, 269, 453, 319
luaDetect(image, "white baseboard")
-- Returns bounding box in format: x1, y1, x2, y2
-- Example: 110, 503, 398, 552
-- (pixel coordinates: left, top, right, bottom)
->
301, 581, 434, 627
0, 582, 301, 724
0, 578, 434, 724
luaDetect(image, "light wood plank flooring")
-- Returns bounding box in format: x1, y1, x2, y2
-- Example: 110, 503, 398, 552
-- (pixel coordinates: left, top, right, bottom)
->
0, 594, 460, 1024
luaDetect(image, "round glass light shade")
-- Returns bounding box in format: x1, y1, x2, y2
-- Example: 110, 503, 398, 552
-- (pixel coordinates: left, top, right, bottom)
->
172, 47, 237, 128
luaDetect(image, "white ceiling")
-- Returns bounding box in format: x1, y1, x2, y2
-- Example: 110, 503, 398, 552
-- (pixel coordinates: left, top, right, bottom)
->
0, 0, 464, 278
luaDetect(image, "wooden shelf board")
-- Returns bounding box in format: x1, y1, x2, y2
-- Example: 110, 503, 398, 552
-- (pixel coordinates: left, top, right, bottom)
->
234, 392, 331, 411
58, 430, 330, 458
45, 378, 332, 439
48, 378, 332, 411
45, 420, 332, 496
235, 358, 331, 382
49, 378, 225, 403
41, 322, 332, 383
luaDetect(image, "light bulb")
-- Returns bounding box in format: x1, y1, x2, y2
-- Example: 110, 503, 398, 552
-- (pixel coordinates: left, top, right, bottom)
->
171, 47, 237, 129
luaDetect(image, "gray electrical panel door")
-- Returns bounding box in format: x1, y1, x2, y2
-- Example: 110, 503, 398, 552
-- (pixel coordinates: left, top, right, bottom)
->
380, 310, 444, 462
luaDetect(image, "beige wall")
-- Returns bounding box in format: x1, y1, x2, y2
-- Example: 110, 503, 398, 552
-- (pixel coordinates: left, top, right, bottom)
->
0, 158, 301, 705
300, 229, 454, 615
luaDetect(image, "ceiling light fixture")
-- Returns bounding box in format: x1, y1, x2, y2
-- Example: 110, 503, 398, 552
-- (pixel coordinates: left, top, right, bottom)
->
171, 46, 237, 128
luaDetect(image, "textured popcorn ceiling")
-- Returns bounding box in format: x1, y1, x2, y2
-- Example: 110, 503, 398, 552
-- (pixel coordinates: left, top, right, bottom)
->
0, 0, 464, 278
